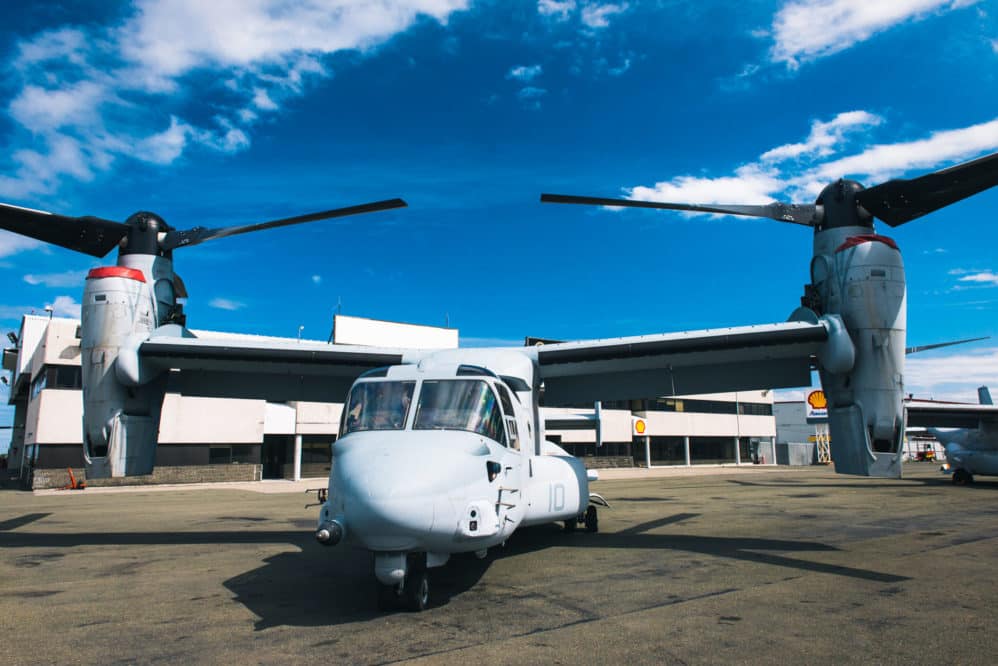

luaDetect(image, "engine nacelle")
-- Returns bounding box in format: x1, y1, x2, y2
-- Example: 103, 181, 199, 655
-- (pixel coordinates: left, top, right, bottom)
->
809, 226, 906, 478
80, 255, 173, 478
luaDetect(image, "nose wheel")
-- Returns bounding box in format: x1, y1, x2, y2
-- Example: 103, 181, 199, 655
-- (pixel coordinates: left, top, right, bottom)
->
376, 553, 430, 612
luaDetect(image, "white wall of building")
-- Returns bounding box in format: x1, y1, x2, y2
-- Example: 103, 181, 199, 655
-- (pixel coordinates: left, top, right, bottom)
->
332, 314, 458, 349
160, 396, 265, 443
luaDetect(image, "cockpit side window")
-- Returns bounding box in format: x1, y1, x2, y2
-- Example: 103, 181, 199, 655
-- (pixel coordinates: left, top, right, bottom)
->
413, 379, 506, 446
340, 380, 415, 436
495, 383, 520, 451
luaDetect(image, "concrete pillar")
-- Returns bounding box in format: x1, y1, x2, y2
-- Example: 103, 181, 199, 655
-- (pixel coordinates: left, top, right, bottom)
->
293, 434, 302, 481
644, 435, 651, 469
734, 437, 741, 465
684, 436, 691, 467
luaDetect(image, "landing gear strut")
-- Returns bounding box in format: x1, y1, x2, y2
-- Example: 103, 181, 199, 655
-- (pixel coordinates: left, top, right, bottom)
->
584, 505, 598, 533
376, 553, 430, 612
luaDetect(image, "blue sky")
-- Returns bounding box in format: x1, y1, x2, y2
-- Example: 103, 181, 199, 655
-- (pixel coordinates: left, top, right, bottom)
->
2, 1, 998, 450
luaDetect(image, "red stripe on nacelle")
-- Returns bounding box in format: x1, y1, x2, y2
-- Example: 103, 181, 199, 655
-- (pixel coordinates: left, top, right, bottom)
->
835, 234, 899, 253
86, 267, 147, 282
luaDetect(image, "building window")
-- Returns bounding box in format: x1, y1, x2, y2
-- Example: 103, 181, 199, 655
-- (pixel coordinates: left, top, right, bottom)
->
31, 365, 83, 399
209, 446, 232, 465
302, 437, 334, 463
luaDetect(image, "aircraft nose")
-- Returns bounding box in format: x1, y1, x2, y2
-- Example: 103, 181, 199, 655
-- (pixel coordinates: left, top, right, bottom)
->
333, 434, 487, 551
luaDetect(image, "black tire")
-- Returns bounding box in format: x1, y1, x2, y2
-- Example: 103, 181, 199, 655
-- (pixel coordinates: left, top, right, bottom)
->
404, 569, 430, 612
953, 469, 973, 485
377, 582, 399, 611
584, 505, 598, 533
564, 517, 578, 532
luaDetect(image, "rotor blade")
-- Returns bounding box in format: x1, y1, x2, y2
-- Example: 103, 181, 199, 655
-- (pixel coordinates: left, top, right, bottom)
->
905, 335, 989, 355
857, 151, 998, 227
160, 198, 408, 251
0, 203, 127, 258
540, 193, 820, 226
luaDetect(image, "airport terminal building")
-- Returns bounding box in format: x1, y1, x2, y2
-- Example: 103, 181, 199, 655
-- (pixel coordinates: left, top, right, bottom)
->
3, 314, 777, 488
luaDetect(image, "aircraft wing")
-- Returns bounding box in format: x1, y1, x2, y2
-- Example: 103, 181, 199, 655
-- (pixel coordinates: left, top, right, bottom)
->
136, 330, 410, 404
906, 401, 998, 429
529, 320, 830, 405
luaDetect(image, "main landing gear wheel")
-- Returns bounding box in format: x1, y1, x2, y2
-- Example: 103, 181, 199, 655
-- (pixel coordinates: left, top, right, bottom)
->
585, 505, 598, 533
952, 469, 974, 485
564, 516, 578, 532
404, 569, 430, 612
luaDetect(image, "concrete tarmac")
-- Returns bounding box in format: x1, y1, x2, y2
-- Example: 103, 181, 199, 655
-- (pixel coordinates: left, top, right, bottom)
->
2, 464, 997, 664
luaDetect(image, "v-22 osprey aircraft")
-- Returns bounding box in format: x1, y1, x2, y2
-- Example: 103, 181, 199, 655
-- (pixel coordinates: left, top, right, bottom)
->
908, 387, 998, 485
1, 150, 997, 610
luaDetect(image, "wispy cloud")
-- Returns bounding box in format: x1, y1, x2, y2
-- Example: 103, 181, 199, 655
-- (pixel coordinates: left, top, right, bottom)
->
0, 1, 469, 200
537, 0, 576, 21
956, 271, 998, 286
770, 0, 981, 68
580, 2, 629, 29
46, 295, 82, 319
0, 296, 80, 321
905, 346, 998, 401
209, 298, 246, 311
626, 112, 998, 207
0, 232, 44, 258
507, 64, 543, 82
311, 275, 323, 285
24, 269, 90, 288
536, 1, 629, 31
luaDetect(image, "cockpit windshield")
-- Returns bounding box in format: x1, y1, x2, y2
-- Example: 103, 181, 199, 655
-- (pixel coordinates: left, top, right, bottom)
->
340, 381, 415, 436
413, 379, 506, 445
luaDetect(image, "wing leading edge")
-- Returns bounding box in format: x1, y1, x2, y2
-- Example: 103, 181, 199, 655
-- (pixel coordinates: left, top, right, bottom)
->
906, 401, 998, 429
139, 333, 408, 404
531, 320, 831, 405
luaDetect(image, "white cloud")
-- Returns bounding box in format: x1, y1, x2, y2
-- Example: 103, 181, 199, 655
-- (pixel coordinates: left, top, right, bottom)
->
992, 38, 998, 54
624, 112, 998, 209
580, 2, 628, 29
629, 164, 784, 206
209, 298, 246, 311
23, 270, 90, 288
807, 117, 998, 186
537, 1, 627, 31
905, 346, 998, 401
507, 64, 543, 82
311, 275, 322, 285
46, 295, 82, 319
538, 0, 576, 20
770, 0, 980, 68
760, 111, 882, 162
957, 271, 998, 286
0, 231, 44, 258
0, 1, 470, 199
517, 86, 547, 100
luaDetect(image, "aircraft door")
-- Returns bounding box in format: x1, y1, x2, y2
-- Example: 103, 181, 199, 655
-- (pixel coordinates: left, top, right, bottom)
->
494, 382, 525, 534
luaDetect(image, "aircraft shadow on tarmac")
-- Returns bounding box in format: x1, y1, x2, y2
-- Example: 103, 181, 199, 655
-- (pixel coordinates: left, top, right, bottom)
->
0, 512, 909, 628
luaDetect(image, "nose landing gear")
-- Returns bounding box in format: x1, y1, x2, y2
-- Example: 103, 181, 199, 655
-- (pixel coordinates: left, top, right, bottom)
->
376, 552, 430, 612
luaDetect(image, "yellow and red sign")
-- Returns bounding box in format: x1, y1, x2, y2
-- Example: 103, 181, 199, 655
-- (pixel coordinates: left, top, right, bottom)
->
632, 417, 647, 436
806, 389, 828, 421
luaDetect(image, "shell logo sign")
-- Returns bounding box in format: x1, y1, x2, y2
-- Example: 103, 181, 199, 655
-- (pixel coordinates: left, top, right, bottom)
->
806, 389, 828, 421
632, 417, 647, 436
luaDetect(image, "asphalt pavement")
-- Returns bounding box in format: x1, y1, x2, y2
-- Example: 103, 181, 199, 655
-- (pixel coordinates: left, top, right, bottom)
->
2, 464, 996, 664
